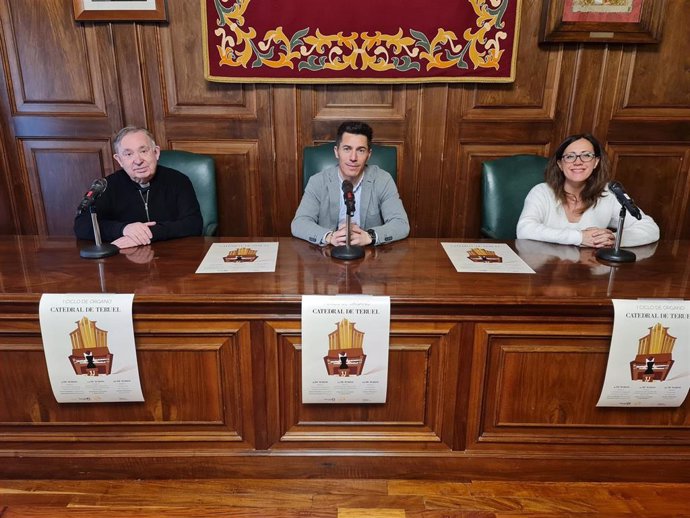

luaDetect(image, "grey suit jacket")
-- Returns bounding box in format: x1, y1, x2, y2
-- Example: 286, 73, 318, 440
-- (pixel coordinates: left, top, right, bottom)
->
291, 165, 410, 246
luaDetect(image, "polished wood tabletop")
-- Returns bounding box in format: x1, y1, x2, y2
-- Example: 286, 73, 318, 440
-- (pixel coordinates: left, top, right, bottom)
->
0, 235, 686, 314
2, 235, 690, 483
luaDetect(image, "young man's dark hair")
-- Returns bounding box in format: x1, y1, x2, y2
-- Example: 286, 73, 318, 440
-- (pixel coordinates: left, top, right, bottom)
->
335, 121, 373, 147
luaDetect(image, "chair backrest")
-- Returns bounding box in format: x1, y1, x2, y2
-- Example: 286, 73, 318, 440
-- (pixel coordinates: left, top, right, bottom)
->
302, 142, 397, 191
158, 150, 218, 236
481, 154, 548, 240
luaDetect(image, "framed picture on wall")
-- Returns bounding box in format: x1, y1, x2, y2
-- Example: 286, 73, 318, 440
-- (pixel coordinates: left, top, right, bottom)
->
73, 0, 168, 22
539, 0, 666, 44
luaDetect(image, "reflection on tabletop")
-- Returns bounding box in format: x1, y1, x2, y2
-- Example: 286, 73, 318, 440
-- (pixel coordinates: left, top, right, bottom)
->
118, 245, 155, 265
301, 242, 383, 294
515, 239, 658, 275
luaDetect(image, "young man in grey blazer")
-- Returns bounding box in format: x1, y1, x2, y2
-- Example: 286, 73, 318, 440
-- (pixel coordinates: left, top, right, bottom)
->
291, 121, 409, 247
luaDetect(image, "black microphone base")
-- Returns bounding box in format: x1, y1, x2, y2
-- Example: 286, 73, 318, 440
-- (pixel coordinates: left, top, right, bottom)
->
80, 243, 119, 259
331, 244, 365, 261
596, 247, 636, 263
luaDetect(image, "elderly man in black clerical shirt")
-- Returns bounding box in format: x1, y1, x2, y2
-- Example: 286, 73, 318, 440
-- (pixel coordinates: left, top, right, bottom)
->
74, 126, 202, 249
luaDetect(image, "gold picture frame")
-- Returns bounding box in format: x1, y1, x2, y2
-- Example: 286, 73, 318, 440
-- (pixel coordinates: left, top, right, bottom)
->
539, 0, 665, 44
73, 0, 167, 22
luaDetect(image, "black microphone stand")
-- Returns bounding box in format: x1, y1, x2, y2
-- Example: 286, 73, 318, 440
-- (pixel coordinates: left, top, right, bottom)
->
596, 206, 636, 263
331, 200, 364, 261
80, 205, 119, 259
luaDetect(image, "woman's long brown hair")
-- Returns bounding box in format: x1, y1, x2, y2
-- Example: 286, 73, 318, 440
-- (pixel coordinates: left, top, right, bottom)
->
545, 133, 610, 213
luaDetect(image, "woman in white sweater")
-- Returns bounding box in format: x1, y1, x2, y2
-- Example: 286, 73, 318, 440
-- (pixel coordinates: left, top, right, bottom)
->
517, 134, 659, 247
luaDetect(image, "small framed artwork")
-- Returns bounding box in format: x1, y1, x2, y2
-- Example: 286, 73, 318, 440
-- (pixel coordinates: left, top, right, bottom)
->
539, 0, 666, 44
73, 0, 168, 22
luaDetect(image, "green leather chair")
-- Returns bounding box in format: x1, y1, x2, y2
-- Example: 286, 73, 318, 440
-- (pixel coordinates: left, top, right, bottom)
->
302, 142, 397, 191
481, 154, 548, 240
157, 150, 218, 236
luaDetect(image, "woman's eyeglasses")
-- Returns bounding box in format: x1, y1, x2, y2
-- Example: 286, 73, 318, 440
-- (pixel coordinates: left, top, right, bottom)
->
560, 152, 597, 163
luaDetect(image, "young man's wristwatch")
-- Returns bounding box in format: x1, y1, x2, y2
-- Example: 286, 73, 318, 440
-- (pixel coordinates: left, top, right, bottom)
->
366, 228, 377, 245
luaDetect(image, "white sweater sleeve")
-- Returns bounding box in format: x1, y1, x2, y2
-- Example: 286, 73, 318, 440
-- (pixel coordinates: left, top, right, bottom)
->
516, 184, 582, 245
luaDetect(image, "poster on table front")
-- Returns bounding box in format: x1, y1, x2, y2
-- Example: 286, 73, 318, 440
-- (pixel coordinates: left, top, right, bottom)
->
597, 299, 690, 407
301, 295, 390, 404
39, 293, 144, 403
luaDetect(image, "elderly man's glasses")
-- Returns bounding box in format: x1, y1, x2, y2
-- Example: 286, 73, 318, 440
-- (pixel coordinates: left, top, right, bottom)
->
119, 147, 155, 160
561, 152, 597, 163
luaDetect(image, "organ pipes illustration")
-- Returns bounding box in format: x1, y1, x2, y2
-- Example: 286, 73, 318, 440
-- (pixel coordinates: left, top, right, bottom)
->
223, 247, 258, 262
630, 322, 676, 382
323, 318, 367, 376
68, 316, 113, 376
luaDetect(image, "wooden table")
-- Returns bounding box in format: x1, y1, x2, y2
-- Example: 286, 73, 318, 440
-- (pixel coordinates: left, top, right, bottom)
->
1, 236, 689, 480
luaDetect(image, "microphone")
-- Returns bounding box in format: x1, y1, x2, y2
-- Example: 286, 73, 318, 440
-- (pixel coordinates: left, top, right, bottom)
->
77, 178, 107, 213
77, 177, 118, 259
331, 179, 364, 260
595, 181, 641, 263
342, 180, 355, 216
609, 181, 641, 220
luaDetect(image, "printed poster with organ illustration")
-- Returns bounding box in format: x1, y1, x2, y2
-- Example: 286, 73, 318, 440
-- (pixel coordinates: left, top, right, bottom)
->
39, 294, 144, 403
195, 242, 279, 273
301, 295, 390, 404
441, 242, 535, 274
597, 299, 690, 407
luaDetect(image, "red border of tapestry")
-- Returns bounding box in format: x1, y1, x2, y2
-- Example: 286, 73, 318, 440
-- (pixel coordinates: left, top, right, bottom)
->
203, 0, 522, 84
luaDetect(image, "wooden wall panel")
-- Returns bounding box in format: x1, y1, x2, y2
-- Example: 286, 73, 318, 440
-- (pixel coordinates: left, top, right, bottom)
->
0, 1, 122, 234
0, 0, 106, 115
158, 0, 256, 118
0, 318, 255, 448
608, 144, 690, 240
19, 140, 113, 236
468, 322, 690, 451
0, 128, 15, 233
614, 2, 690, 117
110, 24, 147, 129
410, 85, 448, 236
313, 86, 405, 121
0, 0, 687, 239
264, 321, 461, 450
463, 4, 565, 120
272, 85, 300, 235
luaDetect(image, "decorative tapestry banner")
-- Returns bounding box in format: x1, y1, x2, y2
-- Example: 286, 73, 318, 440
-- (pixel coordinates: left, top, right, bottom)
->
202, 0, 522, 84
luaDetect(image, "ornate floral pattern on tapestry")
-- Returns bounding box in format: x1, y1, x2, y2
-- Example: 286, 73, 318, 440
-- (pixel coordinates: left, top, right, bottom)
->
202, 0, 521, 83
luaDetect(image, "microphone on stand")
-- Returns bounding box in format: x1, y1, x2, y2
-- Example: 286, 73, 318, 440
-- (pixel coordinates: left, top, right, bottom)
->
331, 180, 364, 261
77, 178, 119, 260
343, 180, 355, 215
608, 181, 641, 220
77, 178, 108, 214
596, 181, 641, 264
